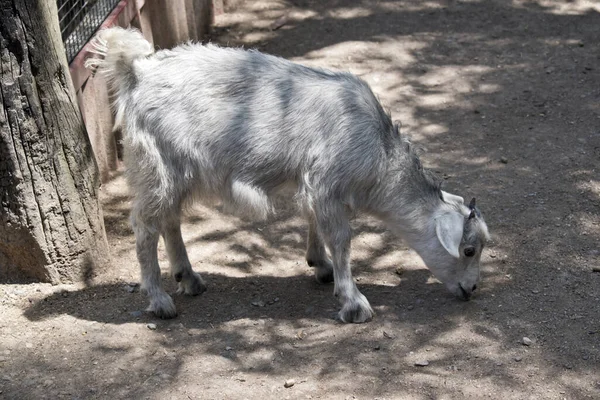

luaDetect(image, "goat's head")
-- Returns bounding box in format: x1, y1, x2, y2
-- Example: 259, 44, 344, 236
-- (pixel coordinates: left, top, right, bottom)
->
421, 192, 490, 300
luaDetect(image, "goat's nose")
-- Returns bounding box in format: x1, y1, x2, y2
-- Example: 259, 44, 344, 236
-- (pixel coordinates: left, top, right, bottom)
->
472, 284, 478, 292
458, 284, 472, 301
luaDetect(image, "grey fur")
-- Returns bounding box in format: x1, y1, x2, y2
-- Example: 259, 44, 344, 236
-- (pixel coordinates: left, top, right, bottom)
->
87, 28, 489, 322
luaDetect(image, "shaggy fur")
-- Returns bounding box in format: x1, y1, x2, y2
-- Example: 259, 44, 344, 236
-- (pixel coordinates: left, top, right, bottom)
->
86, 28, 489, 322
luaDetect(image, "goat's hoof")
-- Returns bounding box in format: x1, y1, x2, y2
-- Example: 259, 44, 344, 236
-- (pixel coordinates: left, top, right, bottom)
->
307, 259, 334, 284
176, 271, 207, 296
338, 296, 374, 324
147, 293, 177, 319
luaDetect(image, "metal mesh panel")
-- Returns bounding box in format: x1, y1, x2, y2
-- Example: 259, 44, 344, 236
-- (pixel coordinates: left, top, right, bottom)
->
58, 0, 121, 63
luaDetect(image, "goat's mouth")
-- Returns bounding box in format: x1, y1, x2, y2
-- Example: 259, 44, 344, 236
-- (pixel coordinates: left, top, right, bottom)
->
458, 284, 471, 301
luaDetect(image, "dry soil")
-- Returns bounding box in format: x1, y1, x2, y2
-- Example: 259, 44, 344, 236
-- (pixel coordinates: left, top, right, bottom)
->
1, 1, 600, 399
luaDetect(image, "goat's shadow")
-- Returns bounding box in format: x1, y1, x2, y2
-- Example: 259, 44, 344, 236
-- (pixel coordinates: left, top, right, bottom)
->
24, 268, 479, 326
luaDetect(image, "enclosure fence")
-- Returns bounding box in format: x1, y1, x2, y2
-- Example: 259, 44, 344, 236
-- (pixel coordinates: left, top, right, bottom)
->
58, 0, 121, 62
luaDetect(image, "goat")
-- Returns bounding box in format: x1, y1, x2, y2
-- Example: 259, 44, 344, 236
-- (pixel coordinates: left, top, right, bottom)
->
86, 28, 490, 323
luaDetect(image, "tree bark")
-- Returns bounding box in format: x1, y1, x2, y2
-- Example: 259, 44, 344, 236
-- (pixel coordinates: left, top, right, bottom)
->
0, 0, 109, 283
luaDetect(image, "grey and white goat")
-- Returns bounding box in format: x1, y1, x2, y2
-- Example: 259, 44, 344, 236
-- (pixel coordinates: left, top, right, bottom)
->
86, 28, 490, 323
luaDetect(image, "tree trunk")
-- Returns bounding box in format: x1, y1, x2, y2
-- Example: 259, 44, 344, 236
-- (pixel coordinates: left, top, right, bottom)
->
0, 0, 109, 283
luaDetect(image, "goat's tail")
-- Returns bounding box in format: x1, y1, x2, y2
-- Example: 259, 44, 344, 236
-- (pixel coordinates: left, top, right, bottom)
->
84, 27, 153, 92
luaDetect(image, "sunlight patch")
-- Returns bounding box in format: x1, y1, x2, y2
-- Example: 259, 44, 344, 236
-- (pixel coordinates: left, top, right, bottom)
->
372, 250, 424, 270
418, 93, 454, 107
512, 0, 600, 15
327, 7, 373, 19
376, 0, 448, 12
478, 83, 501, 93
576, 179, 600, 199
422, 124, 449, 135
242, 32, 275, 43
298, 39, 425, 70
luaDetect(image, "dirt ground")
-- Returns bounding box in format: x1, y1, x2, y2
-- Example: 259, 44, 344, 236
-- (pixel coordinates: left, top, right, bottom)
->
2, 0, 600, 399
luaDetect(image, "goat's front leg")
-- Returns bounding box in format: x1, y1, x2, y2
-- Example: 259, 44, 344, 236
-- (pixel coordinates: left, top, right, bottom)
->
316, 205, 373, 323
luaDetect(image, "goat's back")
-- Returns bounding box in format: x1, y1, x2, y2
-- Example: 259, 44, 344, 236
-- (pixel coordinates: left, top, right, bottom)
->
121, 44, 398, 214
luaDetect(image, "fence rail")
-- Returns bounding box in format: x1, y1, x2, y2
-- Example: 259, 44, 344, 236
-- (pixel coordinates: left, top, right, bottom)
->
58, 0, 121, 62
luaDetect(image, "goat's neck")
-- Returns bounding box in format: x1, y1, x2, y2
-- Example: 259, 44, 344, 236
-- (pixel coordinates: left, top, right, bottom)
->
374, 176, 442, 252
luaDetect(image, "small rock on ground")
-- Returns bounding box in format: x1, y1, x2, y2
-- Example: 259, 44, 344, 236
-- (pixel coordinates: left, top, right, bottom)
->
414, 360, 429, 367
522, 337, 533, 346
284, 379, 295, 388
147, 323, 157, 330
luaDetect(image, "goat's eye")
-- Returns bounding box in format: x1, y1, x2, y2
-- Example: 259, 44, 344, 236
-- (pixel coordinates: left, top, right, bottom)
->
464, 247, 476, 257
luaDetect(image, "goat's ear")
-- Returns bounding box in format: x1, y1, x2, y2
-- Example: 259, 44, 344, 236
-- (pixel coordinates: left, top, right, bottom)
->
435, 212, 464, 258
441, 191, 464, 206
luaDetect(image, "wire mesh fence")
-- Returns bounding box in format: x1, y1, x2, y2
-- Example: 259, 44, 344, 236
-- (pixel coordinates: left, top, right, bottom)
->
58, 0, 121, 63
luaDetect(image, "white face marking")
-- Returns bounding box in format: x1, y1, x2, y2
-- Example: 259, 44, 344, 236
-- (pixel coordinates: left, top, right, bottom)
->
419, 202, 488, 300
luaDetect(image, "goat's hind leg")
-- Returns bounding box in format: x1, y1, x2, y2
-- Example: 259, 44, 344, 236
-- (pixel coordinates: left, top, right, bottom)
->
305, 215, 334, 283
133, 216, 177, 319
162, 216, 207, 296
